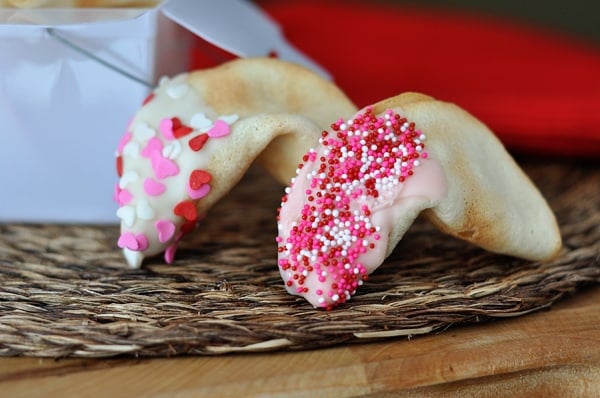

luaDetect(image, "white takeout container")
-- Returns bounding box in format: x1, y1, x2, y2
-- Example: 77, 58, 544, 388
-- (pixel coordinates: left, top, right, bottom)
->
1, 3, 187, 222
0, 0, 325, 223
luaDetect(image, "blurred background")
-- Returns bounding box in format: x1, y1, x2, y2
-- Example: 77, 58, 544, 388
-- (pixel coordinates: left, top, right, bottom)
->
247, 0, 600, 157
379, 0, 600, 43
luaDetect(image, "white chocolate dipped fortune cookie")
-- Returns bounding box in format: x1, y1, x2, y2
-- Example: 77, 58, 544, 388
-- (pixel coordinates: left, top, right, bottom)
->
114, 58, 356, 268
276, 93, 562, 309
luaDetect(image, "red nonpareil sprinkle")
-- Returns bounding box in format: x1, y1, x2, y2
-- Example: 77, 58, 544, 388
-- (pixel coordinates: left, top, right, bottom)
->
277, 107, 428, 308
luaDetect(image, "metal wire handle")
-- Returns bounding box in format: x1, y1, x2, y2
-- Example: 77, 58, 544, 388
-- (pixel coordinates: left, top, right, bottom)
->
46, 27, 154, 89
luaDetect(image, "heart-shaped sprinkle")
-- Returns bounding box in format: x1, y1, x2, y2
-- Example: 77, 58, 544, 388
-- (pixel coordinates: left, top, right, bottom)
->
162, 140, 182, 159
144, 178, 166, 196
187, 183, 211, 200
207, 119, 231, 138
181, 220, 197, 235
117, 188, 133, 206
155, 219, 176, 243
122, 141, 140, 159
134, 122, 156, 140
166, 83, 189, 99
189, 133, 209, 152
135, 233, 149, 251
113, 183, 121, 203
119, 170, 139, 189
116, 132, 132, 154
173, 200, 197, 222
159, 118, 176, 141
118, 232, 138, 250
219, 114, 239, 125
190, 113, 212, 130
118, 232, 148, 251
152, 156, 179, 179
162, 145, 174, 159
142, 92, 155, 106
158, 76, 170, 87
136, 198, 155, 220
173, 125, 194, 139
164, 241, 178, 264
116, 156, 123, 177
116, 205, 136, 227
189, 169, 212, 189
142, 137, 163, 157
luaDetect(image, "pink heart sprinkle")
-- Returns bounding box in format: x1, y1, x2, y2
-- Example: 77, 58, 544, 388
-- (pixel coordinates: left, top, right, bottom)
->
135, 233, 149, 251
116, 132, 132, 154
152, 156, 180, 179
207, 119, 231, 138
118, 232, 148, 251
159, 118, 175, 140
187, 182, 211, 200
117, 188, 133, 206
113, 183, 121, 204
164, 241, 178, 264
118, 232, 139, 250
155, 219, 176, 243
144, 178, 166, 196
142, 137, 164, 158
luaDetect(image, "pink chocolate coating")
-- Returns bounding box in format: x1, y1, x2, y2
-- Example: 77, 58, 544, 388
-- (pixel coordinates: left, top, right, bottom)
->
276, 107, 447, 308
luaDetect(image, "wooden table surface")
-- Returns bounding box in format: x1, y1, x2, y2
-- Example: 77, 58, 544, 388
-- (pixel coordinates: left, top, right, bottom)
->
0, 287, 598, 397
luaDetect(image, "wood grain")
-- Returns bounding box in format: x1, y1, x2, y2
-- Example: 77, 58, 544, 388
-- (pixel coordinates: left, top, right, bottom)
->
0, 287, 597, 397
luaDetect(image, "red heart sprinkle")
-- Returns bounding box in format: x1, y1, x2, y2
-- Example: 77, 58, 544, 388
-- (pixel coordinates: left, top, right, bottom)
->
142, 93, 155, 106
180, 219, 197, 235
171, 117, 182, 130
173, 125, 194, 139
189, 133, 209, 151
189, 169, 212, 190
116, 155, 123, 177
173, 201, 197, 222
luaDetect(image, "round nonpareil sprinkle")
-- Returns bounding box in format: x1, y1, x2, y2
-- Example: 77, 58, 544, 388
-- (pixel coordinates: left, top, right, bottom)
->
277, 107, 428, 309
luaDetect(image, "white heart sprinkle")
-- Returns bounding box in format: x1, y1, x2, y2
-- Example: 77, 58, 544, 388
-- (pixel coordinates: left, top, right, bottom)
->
134, 122, 156, 140
166, 83, 189, 99
116, 206, 136, 227
122, 141, 140, 159
119, 170, 139, 189
219, 114, 239, 125
162, 145, 173, 159
136, 198, 155, 220
158, 76, 169, 87
190, 113, 212, 130
123, 249, 143, 269
162, 140, 182, 160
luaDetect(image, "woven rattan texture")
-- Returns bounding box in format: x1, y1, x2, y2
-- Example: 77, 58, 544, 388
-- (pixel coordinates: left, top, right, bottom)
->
0, 159, 598, 357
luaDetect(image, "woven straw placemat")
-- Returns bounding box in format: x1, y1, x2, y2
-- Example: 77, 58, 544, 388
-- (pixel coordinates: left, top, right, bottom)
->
0, 159, 598, 358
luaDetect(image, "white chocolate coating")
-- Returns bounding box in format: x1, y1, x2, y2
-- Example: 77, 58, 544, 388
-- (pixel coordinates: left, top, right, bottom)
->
114, 58, 358, 268
115, 75, 239, 268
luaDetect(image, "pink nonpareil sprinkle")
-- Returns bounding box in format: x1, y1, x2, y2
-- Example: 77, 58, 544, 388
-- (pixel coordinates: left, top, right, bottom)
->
277, 107, 427, 308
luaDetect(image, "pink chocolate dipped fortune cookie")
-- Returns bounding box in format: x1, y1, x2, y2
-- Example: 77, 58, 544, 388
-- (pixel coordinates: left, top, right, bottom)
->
276, 93, 561, 309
